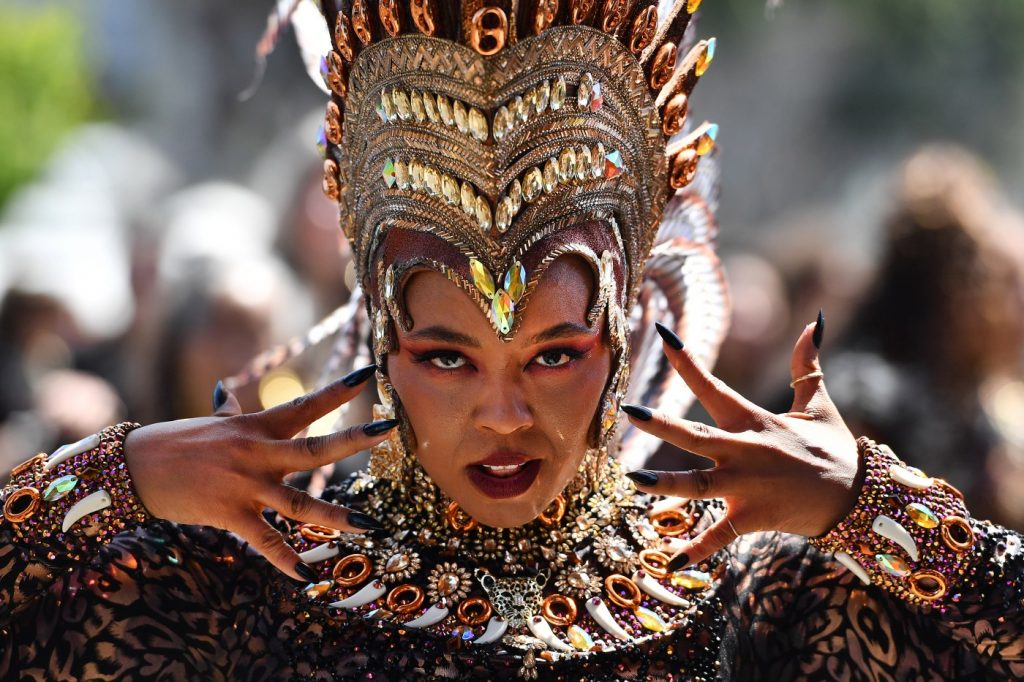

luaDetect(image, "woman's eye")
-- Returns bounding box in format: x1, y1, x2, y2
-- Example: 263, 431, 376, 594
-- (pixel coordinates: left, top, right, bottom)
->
534, 350, 573, 368
429, 353, 466, 369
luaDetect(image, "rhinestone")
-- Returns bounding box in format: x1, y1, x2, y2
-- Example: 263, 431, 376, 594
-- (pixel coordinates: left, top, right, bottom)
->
567, 625, 595, 651
436, 573, 461, 597
423, 92, 439, 122
453, 100, 469, 133
513, 95, 528, 123
385, 553, 411, 573
315, 125, 327, 158
535, 80, 551, 114
410, 90, 426, 122
591, 143, 606, 178
602, 401, 617, 432
523, 168, 543, 202
604, 149, 624, 179
670, 570, 711, 590
567, 570, 591, 589
576, 146, 592, 180
381, 90, 396, 122
437, 94, 454, 125
426, 167, 443, 196
460, 181, 476, 215
687, 0, 702, 11
393, 88, 412, 121
508, 179, 523, 213
441, 174, 460, 205
589, 81, 604, 112
382, 158, 397, 187
484, 538, 498, 552
384, 266, 396, 301
504, 261, 526, 301
409, 159, 424, 190
635, 606, 668, 632
577, 72, 594, 109
697, 124, 719, 156
543, 158, 559, 193
394, 160, 411, 189
43, 474, 79, 502
469, 107, 488, 142
493, 106, 511, 142
304, 580, 333, 598
696, 37, 716, 77
551, 76, 566, 110
375, 99, 387, 122
492, 290, 514, 334
607, 544, 628, 563
474, 195, 492, 231
906, 503, 940, 529
557, 148, 577, 182
495, 196, 514, 233
517, 539, 532, 552
876, 553, 910, 577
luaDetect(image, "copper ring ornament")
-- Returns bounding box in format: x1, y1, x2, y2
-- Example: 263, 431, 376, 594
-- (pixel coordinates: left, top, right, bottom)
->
470, 7, 508, 56
332, 553, 372, 587
299, 523, 342, 543
10, 453, 45, 478
908, 569, 947, 602
604, 574, 642, 610
446, 501, 478, 532
456, 596, 492, 626
940, 516, 975, 552
650, 509, 694, 537
541, 594, 578, 627
538, 494, 566, 526
386, 584, 425, 614
3, 486, 40, 524
638, 549, 671, 579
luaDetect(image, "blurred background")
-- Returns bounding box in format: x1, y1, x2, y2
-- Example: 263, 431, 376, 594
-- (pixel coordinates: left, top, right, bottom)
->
0, 0, 1021, 528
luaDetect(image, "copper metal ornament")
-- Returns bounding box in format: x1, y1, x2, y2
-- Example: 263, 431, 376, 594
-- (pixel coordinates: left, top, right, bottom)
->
410, 0, 438, 36
649, 43, 677, 89
629, 5, 658, 54
378, 0, 402, 37
470, 7, 509, 55
351, 0, 374, 46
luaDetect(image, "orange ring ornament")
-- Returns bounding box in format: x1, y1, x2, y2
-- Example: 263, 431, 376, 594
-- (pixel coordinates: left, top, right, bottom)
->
385, 584, 425, 614
299, 523, 342, 543
909, 569, 948, 602
446, 501, 478, 532
604, 574, 642, 610
456, 597, 493, 626
638, 549, 671, 579
332, 553, 372, 588
940, 516, 975, 552
3, 487, 40, 524
538, 495, 566, 526
541, 594, 578, 627
650, 509, 694, 537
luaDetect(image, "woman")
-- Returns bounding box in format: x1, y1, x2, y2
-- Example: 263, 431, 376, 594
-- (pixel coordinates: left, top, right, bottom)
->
1, 2, 1021, 679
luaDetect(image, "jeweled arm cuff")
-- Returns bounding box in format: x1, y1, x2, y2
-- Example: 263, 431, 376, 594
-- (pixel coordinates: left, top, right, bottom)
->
809, 436, 975, 606
1, 422, 152, 564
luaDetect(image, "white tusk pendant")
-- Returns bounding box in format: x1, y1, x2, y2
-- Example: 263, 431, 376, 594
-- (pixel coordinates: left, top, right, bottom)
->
329, 580, 386, 609
45, 434, 101, 472
298, 543, 339, 564
632, 570, 690, 607
403, 603, 449, 628
527, 616, 573, 652
474, 616, 508, 645
872, 515, 919, 562
62, 489, 111, 532
888, 464, 933, 490
585, 597, 631, 641
834, 551, 871, 585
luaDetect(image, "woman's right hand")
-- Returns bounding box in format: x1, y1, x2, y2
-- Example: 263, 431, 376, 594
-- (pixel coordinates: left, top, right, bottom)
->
122, 364, 392, 582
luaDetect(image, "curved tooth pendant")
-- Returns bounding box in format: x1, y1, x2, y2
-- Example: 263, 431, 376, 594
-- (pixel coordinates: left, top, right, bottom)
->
834, 551, 871, 585
298, 542, 340, 564
329, 580, 386, 609
474, 616, 508, 645
889, 464, 933, 490
61, 489, 111, 532
45, 434, 101, 472
632, 570, 689, 607
403, 602, 449, 628
585, 597, 631, 641
872, 515, 919, 562
527, 615, 573, 652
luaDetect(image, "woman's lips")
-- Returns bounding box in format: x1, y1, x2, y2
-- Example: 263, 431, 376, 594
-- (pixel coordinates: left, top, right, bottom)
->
467, 459, 541, 499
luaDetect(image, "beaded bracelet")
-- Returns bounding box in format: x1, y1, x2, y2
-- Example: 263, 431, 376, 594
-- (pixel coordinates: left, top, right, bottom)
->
809, 437, 975, 606
1, 422, 151, 563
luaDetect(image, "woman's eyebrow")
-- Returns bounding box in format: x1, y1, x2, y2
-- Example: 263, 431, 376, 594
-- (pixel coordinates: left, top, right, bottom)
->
405, 325, 482, 347
530, 321, 594, 344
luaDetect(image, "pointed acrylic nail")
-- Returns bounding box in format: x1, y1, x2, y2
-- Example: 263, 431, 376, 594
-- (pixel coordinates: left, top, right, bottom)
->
621, 403, 653, 421
363, 419, 399, 436
812, 309, 825, 350
295, 562, 318, 582
347, 511, 386, 532
666, 552, 690, 572
212, 380, 228, 411
342, 363, 378, 387
654, 321, 684, 351
625, 469, 659, 486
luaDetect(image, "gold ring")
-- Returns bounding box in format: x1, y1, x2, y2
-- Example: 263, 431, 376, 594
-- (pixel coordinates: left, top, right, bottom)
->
909, 569, 947, 602
940, 516, 975, 552
385, 584, 424, 614
299, 523, 341, 543
790, 370, 824, 389
650, 509, 695, 537
332, 553, 372, 588
456, 597, 492, 626
604, 574, 642, 610
541, 594, 578, 627
638, 549, 671, 579
3, 487, 40, 524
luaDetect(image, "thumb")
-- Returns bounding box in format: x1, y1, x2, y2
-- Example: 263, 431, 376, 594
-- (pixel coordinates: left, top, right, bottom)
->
787, 310, 828, 417
212, 380, 243, 417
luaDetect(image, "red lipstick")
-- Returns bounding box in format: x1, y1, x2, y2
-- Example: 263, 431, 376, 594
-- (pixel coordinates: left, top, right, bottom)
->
467, 451, 541, 499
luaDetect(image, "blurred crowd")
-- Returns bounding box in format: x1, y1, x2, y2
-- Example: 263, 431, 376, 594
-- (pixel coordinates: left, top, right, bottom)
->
0, 122, 1022, 528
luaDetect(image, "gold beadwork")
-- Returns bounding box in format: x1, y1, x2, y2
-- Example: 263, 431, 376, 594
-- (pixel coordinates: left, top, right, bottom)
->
326, 51, 347, 98
10, 454, 45, 479
322, 159, 341, 201
600, 0, 630, 34
541, 594, 578, 627
533, 0, 559, 34
604, 574, 642, 610
662, 93, 688, 136
333, 553, 373, 587
470, 7, 508, 56
940, 516, 975, 552
299, 523, 342, 543
670, 148, 699, 190
3, 486, 40, 523
570, 0, 599, 24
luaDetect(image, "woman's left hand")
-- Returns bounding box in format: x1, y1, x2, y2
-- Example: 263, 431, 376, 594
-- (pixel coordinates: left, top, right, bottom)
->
622, 314, 861, 570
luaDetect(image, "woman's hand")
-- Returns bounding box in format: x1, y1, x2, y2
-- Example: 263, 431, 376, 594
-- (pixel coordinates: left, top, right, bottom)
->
123, 364, 393, 582
622, 315, 861, 571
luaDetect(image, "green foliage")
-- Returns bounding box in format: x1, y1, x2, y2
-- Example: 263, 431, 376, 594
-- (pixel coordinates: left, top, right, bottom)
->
0, 6, 96, 211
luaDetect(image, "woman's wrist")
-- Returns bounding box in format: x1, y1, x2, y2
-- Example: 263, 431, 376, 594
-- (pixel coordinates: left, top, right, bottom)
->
1, 422, 153, 562
809, 436, 975, 606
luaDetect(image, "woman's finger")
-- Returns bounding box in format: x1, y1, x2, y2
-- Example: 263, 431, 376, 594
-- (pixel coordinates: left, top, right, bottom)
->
620, 404, 751, 462
263, 484, 385, 533
275, 419, 398, 472
787, 312, 835, 419
655, 322, 764, 425
625, 467, 732, 499
255, 364, 377, 439
233, 513, 315, 582
665, 514, 742, 571
212, 380, 242, 417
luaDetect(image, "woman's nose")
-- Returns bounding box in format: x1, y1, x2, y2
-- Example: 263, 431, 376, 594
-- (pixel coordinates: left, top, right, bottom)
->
473, 376, 534, 436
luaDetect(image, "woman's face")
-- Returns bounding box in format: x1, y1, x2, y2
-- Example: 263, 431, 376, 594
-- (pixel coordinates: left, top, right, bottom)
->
387, 256, 612, 528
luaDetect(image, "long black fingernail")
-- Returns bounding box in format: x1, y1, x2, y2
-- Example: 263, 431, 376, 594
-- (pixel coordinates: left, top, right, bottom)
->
667, 552, 690, 572
625, 469, 659, 486
621, 403, 653, 421
363, 419, 399, 436
347, 511, 385, 531
212, 380, 228, 411
295, 562, 317, 582
812, 309, 825, 350
655, 321, 684, 351
342, 363, 377, 387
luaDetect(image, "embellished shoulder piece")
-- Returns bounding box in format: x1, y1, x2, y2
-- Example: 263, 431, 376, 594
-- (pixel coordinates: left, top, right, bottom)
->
284, 462, 727, 678
810, 437, 976, 606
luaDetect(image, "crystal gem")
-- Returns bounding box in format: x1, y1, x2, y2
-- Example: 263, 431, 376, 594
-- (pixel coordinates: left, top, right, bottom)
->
304, 580, 333, 598
460, 181, 476, 215
43, 474, 79, 502
557, 148, 577, 183
577, 146, 592, 180
577, 72, 594, 109
696, 37, 716, 78
535, 80, 551, 114
607, 544, 628, 563
393, 89, 412, 121
517, 539, 532, 552
514, 95, 529, 123
906, 503, 940, 529
451, 625, 475, 641
384, 266, 395, 301
315, 125, 327, 159
495, 197, 513, 233
470, 259, 496, 299
484, 538, 498, 552
567, 625, 595, 651
543, 158, 559, 193
469, 107, 488, 141
442, 174, 460, 205
523, 168, 543, 202
696, 124, 719, 156
504, 261, 526, 302
410, 90, 425, 122
409, 160, 424, 190
437, 94, 454, 125
567, 570, 591, 589
588, 81, 604, 112
493, 106, 511, 142
604, 149, 624, 179
474, 196, 492, 231
424, 167, 441, 196
385, 553, 411, 573
687, 0, 702, 12
670, 569, 711, 590
602, 401, 617, 432
551, 76, 567, 110
423, 92, 439, 123
394, 160, 411, 189
876, 553, 910, 577
436, 573, 461, 596
375, 99, 387, 122
508, 179, 523, 213
381, 91, 395, 122
382, 158, 397, 187
492, 290, 514, 334
591, 143, 606, 178
635, 606, 668, 632
453, 100, 469, 133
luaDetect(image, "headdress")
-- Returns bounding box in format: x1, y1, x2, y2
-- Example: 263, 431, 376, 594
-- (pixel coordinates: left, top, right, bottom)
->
231, 0, 729, 477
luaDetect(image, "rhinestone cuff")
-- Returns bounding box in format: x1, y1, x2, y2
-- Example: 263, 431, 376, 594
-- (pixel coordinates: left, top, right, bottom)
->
1, 422, 151, 563
809, 437, 975, 606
